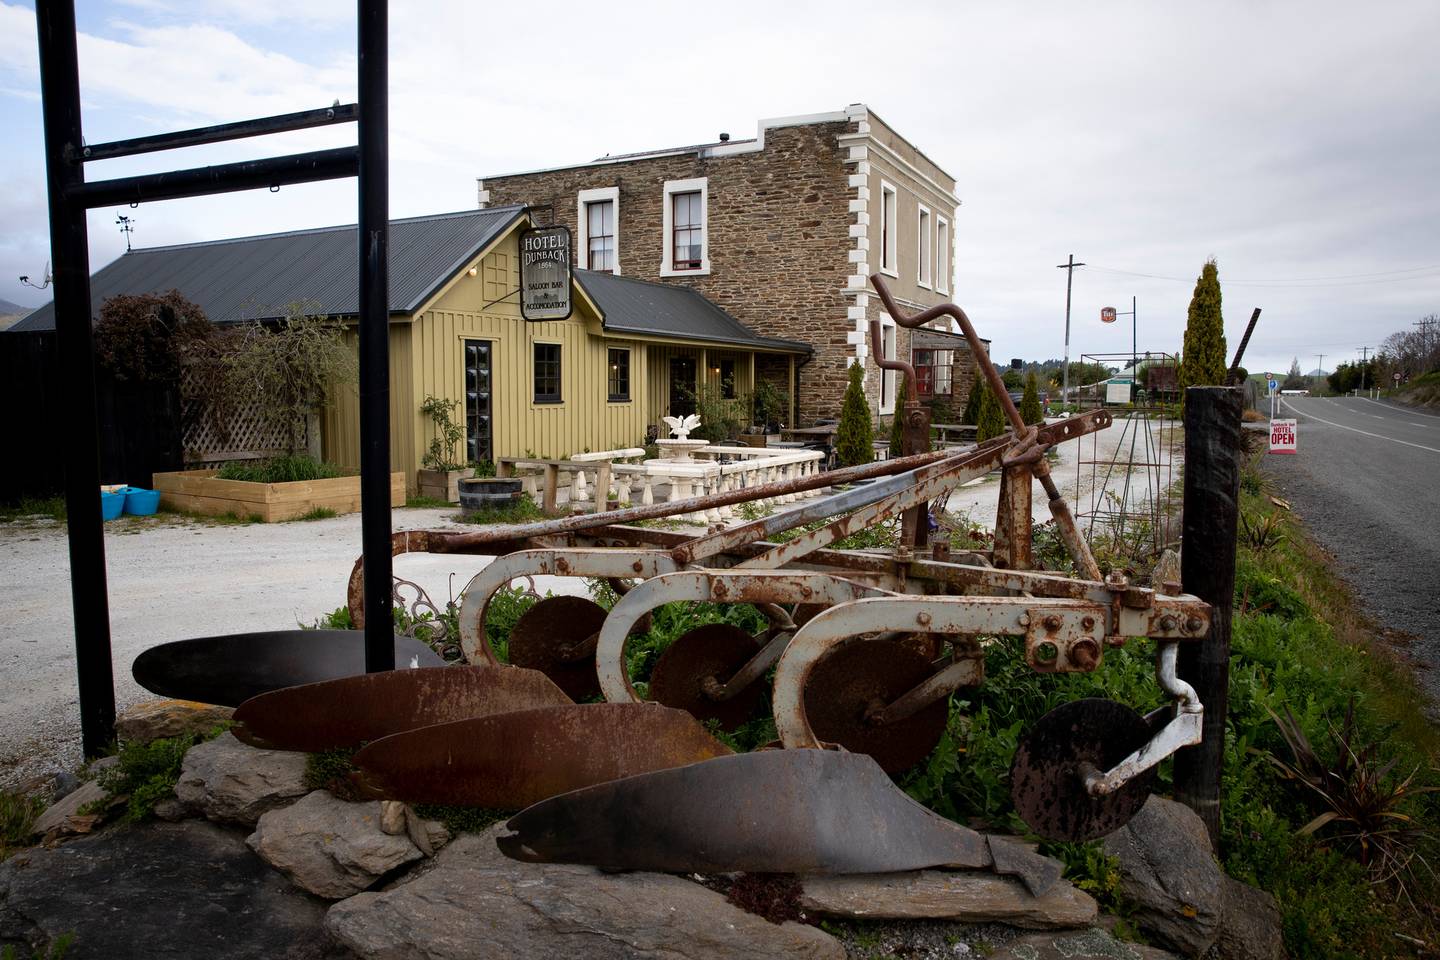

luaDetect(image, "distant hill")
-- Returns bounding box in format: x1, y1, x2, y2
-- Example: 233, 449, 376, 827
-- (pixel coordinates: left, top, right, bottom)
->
0, 298, 34, 332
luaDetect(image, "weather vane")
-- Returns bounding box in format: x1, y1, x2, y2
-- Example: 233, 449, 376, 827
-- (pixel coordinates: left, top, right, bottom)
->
116, 211, 136, 251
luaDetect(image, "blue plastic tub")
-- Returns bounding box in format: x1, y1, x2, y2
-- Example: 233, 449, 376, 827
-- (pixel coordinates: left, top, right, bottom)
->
124, 487, 161, 516
101, 489, 126, 521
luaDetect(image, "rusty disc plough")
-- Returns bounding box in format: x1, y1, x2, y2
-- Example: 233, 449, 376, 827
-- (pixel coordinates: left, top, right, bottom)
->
133, 275, 1211, 889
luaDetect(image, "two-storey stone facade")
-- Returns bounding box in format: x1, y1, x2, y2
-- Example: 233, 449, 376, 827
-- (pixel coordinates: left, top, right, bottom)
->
478, 104, 977, 427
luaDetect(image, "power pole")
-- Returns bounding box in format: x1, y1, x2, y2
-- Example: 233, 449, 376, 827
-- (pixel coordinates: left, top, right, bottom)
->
1358, 346, 1370, 393
1056, 254, 1085, 406
1315, 354, 1325, 392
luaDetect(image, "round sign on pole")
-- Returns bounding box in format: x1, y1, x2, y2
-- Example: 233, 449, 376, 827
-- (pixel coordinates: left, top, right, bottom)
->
1101, 307, 1117, 324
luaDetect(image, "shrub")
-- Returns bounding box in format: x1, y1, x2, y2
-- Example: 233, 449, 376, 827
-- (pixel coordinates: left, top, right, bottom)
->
1177, 260, 1228, 402
93, 291, 214, 384
1, 788, 46, 861
975, 381, 1006, 442
888, 373, 911, 455
1020, 370, 1043, 425
835, 362, 874, 466
962, 376, 983, 425
92, 726, 229, 822
420, 396, 467, 472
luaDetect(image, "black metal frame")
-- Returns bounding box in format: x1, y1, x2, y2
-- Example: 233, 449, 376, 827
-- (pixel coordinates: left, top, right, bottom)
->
35, 0, 393, 756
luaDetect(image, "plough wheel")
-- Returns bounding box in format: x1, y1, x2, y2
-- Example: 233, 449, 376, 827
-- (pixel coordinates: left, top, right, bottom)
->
1009, 698, 1155, 842
648, 624, 766, 731
801, 638, 948, 774
508, 596, 607, 702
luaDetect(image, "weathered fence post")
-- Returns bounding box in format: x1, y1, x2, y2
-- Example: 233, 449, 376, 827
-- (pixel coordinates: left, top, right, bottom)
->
1173, 385, 1243, 850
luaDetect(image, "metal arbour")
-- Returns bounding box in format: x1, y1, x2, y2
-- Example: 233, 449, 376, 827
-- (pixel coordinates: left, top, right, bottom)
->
35, 0, 393, 756
1075, 352, 1179, 564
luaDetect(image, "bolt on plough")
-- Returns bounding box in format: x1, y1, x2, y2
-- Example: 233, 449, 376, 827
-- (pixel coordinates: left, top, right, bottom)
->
136, 275, 1211, 894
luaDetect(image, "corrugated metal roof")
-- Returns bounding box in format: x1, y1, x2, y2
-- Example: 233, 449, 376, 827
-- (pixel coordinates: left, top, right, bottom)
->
13, 206, 526, 332
575, 270, 810, 354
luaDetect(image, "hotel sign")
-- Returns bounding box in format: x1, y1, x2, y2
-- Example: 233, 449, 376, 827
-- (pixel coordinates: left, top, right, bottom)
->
520, 225, 572, 321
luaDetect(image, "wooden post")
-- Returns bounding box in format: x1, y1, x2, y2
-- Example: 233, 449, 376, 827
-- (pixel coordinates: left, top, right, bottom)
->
593, 460, 612, 514
541, 463, 559, 514
1173, 385, 1243, 851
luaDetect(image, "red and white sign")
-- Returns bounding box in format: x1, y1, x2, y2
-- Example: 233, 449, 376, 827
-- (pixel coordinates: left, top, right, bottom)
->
1101, 306, 1117, 323
1268, 418, 1298, 454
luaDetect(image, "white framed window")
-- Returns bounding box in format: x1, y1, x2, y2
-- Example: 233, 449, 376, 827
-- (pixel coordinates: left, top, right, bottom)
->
935, 216, 949, 294
577, 186, 620, 274
917, 204, 931, 288
661, 177, 710, 276
878, 314, 897, 415
879, 180, 898, 277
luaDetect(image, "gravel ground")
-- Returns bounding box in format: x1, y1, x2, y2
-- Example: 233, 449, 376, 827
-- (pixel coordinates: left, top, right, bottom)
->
0, 415, 1170, 791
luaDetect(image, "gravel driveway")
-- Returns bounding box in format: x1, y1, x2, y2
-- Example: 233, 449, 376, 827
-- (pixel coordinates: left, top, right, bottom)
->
0, 415, 1163, 790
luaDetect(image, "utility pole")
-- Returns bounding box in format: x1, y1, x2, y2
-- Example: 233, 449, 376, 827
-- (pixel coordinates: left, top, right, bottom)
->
1315, 354, 1325, 393
1056, 254, 1085, 406
1358, 346, 1370, 394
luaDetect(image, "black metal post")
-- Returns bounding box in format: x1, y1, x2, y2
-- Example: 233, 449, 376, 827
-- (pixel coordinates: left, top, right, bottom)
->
1173, 385, 1243, 850
71, 147, 359, 209
35, 0, 116, 757
357, 0, 393, 673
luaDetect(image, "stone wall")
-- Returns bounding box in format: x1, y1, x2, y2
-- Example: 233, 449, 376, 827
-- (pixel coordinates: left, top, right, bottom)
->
481, 122, 857, 424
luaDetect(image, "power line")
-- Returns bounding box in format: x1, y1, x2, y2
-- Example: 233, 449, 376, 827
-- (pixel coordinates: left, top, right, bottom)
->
1087, 263, 1440, 287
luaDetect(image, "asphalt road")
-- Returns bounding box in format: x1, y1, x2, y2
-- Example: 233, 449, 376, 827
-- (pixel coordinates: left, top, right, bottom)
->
1265, 396, 1440, 706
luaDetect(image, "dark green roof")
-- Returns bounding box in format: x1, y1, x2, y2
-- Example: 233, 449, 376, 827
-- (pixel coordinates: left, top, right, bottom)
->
13, 206, 526, 332
575, 270, 810, 354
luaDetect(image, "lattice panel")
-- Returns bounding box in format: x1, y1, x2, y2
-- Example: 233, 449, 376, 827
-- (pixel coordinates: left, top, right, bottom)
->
181, 363, 296, 465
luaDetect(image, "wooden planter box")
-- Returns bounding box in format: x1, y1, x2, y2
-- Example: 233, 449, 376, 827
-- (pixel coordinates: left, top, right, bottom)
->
153, 469, 405, 522
416, 467, 475, 504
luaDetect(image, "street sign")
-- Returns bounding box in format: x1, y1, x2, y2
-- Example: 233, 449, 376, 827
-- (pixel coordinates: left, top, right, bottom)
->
1101, 307, 1116, 323
1105, 379, 1132, 404
1267, 378, 1278, 395
519, 225, 573, 321
1394, 372, 1402, 383
1268, 418, 1297, 455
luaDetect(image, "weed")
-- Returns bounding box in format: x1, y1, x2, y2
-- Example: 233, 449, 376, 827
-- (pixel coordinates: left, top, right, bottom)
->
217, 454, 348, 484
213, 510, 264, 525
1263, 701, 1438, 906
295, 506, 337, 521
456, 494, 547, 526
0, 497, 66, 524
305, 747, 362, 800
1239, 509, 1286, 553
411, 804, 512, 835
404, 495, 452, 509
91, 725, 229, 822
1, 788, 47, 860
1, 932, 74, 960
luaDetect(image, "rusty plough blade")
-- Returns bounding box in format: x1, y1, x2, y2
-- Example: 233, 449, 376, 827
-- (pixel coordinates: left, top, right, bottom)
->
497, 748, 1061, 896
231, 664, 571, 752
131, 630, 446, 707
351, 702, 732, 809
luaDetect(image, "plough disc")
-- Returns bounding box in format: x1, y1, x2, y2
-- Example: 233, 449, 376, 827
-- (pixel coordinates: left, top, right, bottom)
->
1009, 698, 1156, 841
648, 623, 766, 731
231, 664, 571, 752
498, 748, 1061, 896
506, 596, 607, 701
351, 702, 732, 809
802, 638, 949, 774
131, 630, 445, 707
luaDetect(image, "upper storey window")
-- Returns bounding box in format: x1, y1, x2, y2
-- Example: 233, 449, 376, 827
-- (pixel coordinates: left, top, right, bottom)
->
577, 186, 620, 275
661, 177, 710, 276
879, 180, 898, 277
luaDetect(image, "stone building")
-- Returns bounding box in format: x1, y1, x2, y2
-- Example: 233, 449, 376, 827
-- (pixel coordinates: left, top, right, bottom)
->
478, 104, 981, 428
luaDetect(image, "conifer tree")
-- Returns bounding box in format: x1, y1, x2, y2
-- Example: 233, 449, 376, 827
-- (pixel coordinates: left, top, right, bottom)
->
835, 361, 874, 466
1020, 370, 1043, 425
889, 373, 909, 455
1177, 259, 1228, 400
976, 381, 1006, 442
962, 375, 984, 425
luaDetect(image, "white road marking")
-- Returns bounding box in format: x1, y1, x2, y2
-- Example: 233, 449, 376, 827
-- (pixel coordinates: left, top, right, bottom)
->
1356, 396, 1440, 426
1280, 399, 1440, 455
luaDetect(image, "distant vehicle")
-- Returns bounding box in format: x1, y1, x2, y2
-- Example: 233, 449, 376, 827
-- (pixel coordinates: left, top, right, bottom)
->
1279, 389, 1309, 396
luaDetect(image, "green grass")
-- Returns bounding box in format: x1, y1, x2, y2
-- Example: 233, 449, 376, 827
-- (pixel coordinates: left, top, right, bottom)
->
294, 506, 337, 521
0, 496, 66, 524
1, 932, 74, 959
216, 454, 349, 484
404, 495, 452, 509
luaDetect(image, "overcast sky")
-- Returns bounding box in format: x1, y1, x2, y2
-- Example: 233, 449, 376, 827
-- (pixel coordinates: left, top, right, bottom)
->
2, 0, 1437, 377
